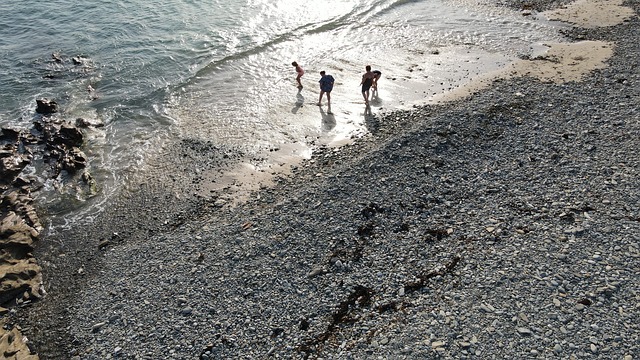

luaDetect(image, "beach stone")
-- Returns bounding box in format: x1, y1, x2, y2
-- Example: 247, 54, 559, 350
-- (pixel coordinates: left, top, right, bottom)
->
307, 267, 325, 277
180, 307, 193, 315
91, 322, 107, 333
480, 303, 495, 313
517, 327, 532, 336
553, 344, 563, 354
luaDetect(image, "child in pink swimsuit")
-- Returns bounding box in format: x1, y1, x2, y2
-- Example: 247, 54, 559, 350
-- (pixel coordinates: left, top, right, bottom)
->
292, 61, 304, 89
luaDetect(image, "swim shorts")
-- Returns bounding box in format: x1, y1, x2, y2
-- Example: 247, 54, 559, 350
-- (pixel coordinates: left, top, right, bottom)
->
362, 78, 373, 92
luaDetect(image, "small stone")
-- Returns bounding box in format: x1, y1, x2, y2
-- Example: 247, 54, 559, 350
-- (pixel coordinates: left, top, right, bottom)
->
181, 307, 193, 315
575, 303, 585, 311
517, 327, 532, 335
480, 303, 495, 313
553, 298, 561, 307
459, 342, 471, 349
91, 322, 107, 333
431, 340, 445, 348
518, 313, 529, 322
307, 267, 325, 277
554, 344, 563, 353
98, 240, 111, 249
590, 344, 597, 353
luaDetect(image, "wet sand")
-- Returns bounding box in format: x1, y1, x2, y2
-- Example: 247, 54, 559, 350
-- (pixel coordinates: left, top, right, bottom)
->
195, 0, 633, 207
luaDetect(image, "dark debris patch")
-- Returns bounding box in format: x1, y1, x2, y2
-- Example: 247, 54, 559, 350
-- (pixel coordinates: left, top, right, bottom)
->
404, 255, 461, 293
297, 285, 374, 358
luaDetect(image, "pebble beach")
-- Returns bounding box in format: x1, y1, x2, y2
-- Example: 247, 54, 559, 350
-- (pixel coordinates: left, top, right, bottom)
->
10, 0, 639, 359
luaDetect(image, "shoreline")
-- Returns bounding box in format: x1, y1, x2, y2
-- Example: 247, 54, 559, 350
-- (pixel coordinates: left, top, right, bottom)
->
176, 0, 632, 208
7, 0, 639, 358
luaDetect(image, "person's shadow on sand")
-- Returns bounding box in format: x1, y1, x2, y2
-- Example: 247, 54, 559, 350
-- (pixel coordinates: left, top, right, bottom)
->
370, 88, 382, 106
291, 88, 304, 114
363, 104, 379, 133
319, 106, 336, 132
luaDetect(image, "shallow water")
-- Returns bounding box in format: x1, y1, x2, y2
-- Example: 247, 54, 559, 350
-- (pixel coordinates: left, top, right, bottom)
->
0, 0, 567, 230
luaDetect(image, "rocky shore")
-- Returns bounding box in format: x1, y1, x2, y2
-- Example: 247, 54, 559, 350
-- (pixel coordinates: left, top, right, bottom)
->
0, 92, 101, 359
7, 0, 638, 359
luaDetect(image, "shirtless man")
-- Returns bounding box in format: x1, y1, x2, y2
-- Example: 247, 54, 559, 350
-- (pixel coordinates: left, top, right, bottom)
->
360, 65, 375, 104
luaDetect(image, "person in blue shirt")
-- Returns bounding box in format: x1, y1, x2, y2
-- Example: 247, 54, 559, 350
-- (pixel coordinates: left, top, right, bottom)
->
317, 71, 335, 110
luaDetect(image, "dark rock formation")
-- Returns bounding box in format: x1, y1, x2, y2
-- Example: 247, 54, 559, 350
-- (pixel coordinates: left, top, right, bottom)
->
0, 98, 93, 314
35, 99, 58, 115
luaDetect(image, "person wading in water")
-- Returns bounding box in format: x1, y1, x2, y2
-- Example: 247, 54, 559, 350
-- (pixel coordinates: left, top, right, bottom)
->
360, 65, 375, 104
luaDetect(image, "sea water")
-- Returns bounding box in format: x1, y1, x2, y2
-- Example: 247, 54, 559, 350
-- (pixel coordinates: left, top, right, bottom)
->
0, 0, 567, 230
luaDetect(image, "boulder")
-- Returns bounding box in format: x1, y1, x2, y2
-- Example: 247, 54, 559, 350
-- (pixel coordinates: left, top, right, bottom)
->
75, 117, 104, 128
56, 124, 83, 147
0, 128, 20, 143
0, 323, 39, 360
61, 147, 87, 173
35, 98, 58, 115
0, 154, 31, 186
51, 52, 62, 62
